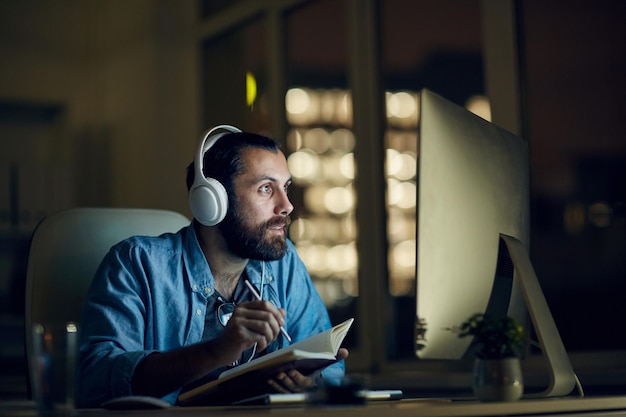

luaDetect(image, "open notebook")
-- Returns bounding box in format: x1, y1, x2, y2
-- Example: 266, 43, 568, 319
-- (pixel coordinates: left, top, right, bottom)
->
177, 318, 354, 406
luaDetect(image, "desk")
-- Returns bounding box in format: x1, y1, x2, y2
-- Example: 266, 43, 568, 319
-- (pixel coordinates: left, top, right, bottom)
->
3, 396, 626, 417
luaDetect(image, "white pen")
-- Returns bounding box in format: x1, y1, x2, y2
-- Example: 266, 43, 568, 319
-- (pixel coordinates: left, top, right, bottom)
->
244, 279, 292, 342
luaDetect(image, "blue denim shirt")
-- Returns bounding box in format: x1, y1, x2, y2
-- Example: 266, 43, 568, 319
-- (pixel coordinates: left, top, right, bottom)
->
78, 223, 343, 407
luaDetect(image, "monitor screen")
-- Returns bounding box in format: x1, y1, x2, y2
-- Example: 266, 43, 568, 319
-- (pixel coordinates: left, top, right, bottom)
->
413, 89, 576, 397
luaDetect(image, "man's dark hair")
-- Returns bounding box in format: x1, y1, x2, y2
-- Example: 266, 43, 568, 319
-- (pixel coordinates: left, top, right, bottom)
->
186, 131, 280, 197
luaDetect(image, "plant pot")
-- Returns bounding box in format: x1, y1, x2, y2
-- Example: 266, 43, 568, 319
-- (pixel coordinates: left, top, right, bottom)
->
472, 357, 523, 402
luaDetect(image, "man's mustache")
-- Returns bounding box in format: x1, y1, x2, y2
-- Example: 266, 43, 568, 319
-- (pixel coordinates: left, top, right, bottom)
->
267, 216, 291, 228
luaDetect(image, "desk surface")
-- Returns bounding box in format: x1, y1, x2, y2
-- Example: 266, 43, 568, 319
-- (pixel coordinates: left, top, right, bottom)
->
3, 396, 626, 417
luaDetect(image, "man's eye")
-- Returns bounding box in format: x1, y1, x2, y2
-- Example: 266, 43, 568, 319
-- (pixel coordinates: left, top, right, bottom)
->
260, 185, 271, 193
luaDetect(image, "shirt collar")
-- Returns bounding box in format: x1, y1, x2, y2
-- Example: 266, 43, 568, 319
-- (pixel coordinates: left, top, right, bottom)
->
183, 223, 278, 298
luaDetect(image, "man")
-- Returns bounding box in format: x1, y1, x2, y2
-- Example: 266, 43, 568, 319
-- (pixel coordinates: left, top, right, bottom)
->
78, 126, 348, 407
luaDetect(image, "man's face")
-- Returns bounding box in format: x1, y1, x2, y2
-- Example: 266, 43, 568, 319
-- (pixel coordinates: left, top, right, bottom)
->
219, 147, 294, 260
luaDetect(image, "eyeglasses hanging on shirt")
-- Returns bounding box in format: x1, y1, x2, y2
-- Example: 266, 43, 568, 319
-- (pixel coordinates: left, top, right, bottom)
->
217, 300, 236, 327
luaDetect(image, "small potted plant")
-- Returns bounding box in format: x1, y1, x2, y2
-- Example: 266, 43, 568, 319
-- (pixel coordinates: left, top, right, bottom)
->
456, 313, 526, 402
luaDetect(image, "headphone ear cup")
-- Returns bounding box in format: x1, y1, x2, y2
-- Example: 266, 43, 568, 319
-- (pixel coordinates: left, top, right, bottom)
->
189, 177, 228, 226
189, 124, 241, 226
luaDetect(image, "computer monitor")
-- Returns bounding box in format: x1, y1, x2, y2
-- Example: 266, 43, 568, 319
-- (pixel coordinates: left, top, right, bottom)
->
413, 89, 577, 397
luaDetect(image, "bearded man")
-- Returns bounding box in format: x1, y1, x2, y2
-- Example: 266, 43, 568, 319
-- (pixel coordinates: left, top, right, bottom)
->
78, 126, 348, 407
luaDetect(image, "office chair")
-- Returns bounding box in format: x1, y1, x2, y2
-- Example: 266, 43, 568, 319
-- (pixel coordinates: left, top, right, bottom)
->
24, 207, 190, 402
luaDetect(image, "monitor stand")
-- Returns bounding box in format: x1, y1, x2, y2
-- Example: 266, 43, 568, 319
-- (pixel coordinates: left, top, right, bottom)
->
501, 234, 577, 398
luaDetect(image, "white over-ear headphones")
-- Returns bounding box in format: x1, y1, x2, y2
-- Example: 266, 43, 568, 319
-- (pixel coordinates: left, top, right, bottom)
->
188, 124, 242, 226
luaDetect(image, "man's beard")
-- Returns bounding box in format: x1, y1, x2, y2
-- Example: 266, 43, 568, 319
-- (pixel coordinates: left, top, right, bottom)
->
219, 202, 291, 261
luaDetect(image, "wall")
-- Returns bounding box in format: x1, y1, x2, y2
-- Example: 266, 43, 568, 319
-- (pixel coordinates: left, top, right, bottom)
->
0, 0, 199, 221
0, 0, 198, 399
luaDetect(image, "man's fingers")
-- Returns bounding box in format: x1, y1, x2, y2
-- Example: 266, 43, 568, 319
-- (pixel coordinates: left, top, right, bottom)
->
287, 370, 317, 390
225, 305, 284, 350
267, 371, 316, 393
234, 301, 286, 327
336, 348, 349, 361
267, 372, 296, 393
267, 378, 290, 394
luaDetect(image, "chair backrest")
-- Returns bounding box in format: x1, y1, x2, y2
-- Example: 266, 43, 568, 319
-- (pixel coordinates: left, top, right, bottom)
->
24, 207, 190, 399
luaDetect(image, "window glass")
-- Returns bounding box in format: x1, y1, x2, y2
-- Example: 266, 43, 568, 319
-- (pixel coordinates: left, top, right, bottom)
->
202, 18, 269, 132
381, 0, 484, 359
283, 1, 356, 346
521, 0, 626, 351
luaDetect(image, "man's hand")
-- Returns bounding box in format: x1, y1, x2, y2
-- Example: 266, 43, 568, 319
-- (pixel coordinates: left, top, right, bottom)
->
131, 300, 287, 398
214, 300, 287, 365
267, 370, 317, 393
266, 348, 349, 393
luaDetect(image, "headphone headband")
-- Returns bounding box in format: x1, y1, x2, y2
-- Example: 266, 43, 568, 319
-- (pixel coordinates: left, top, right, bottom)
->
195, 125, 242, 176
